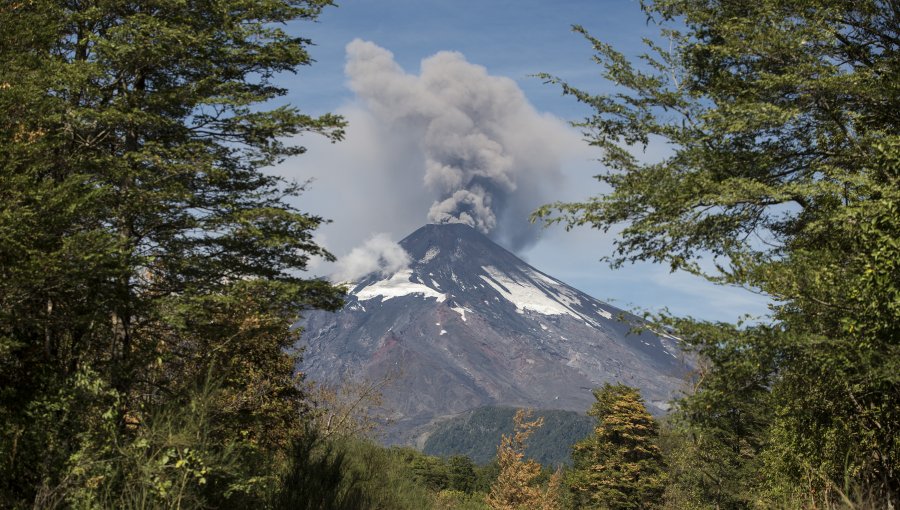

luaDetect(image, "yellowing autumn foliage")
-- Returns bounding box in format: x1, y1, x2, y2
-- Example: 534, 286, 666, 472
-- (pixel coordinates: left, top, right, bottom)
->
486, 409, 562, 510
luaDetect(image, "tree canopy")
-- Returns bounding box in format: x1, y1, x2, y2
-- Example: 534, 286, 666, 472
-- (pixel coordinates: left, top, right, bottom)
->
568, 384, 666, 510
0, 0, 344, 506
537, 0, 899, 505
486, 409, 562, 510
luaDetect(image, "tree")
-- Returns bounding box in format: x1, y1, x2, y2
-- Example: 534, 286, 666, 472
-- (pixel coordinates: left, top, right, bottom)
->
536, 0, 900, 504
0, 0, 344, 505
567, 384, 666, 510
308, 369, 395, 441
447, 454, 478, 493
486, 409, 562, 510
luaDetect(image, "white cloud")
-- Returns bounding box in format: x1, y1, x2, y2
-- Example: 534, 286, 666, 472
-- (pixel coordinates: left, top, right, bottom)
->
331, 233, 411, 283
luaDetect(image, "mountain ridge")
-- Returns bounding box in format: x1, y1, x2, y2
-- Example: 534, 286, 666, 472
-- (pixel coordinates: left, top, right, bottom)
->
298, 223, 690, 444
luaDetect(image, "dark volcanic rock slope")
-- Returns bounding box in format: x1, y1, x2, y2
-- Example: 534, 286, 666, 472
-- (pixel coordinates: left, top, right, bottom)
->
299, 223, 690, 444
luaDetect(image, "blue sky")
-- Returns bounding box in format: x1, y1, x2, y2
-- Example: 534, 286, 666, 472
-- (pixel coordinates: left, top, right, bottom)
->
281, 1, 655, 115
273, 0, 772, 322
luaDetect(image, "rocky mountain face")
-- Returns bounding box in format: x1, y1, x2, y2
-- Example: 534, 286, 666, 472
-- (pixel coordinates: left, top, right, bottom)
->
298, 223, 690, 444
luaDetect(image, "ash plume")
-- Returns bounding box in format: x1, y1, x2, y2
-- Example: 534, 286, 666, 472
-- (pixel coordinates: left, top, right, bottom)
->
344, 40, 568, 251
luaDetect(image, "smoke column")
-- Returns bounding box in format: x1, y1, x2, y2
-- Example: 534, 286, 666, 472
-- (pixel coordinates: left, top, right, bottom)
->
345, 40, 568, 251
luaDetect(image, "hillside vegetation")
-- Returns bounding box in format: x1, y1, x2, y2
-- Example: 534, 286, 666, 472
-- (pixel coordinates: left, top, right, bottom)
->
424, 407, 595, 466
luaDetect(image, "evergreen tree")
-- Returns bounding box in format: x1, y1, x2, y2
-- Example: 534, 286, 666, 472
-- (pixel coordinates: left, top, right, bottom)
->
0, 0, 343, 506
568, 384, 666, 510
536, 0, 900, 504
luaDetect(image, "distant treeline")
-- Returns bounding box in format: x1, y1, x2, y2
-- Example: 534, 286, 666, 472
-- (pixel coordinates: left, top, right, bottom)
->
423, 407, 595, 466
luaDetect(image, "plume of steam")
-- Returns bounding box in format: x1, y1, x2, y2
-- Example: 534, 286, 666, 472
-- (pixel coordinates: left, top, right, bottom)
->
331, 233, 411, 283
345, 40, 567, 251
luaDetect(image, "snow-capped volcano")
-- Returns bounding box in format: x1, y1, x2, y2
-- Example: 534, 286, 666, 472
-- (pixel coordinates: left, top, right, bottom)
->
298, 223, 690, 444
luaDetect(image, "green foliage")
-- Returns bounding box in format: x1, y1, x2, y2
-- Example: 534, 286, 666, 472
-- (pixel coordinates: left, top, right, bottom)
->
658, 416, 736, 510
567, 384, 666, 509
424, 406, 595, 466
447, 455, 479, 493
538, 0, 900, 506
397, 453, 498, 499
307, 440, 480, 510
279, 437, 498, 510
660, 324, 777, 509
18, 372, 290, 509
273, 428, 368, 510
0, 0, 344, 506
435, 489, 492, 510
476, 459, 502, 494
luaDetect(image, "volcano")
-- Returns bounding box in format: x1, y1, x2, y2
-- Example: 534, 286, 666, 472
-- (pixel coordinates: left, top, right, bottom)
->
298, 223, 690, 444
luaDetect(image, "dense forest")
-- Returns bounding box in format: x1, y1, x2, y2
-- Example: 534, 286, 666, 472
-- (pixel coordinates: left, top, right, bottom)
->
1, 0, 898, 508
423, 407, 595, 466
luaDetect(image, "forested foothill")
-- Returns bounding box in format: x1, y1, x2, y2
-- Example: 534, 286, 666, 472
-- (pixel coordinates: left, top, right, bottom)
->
423, 407, 595, 467
1, 0, 897, 509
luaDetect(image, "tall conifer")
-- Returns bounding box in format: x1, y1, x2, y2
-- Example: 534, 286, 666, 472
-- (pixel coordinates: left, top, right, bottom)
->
568, 385, 666, 509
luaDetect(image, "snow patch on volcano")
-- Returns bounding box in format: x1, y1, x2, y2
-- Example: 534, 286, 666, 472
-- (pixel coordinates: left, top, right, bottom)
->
355, 270, 446, 303
480, 266, 579, 318
450, 305, 471, 322
479, 266, 611, 328
421, 247, 440, 263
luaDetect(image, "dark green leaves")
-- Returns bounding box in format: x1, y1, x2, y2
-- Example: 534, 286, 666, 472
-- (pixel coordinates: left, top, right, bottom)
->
541, 0, 900, 504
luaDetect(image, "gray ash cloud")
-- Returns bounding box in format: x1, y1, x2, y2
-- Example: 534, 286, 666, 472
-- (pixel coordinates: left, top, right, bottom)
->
345, 40, 568, 251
